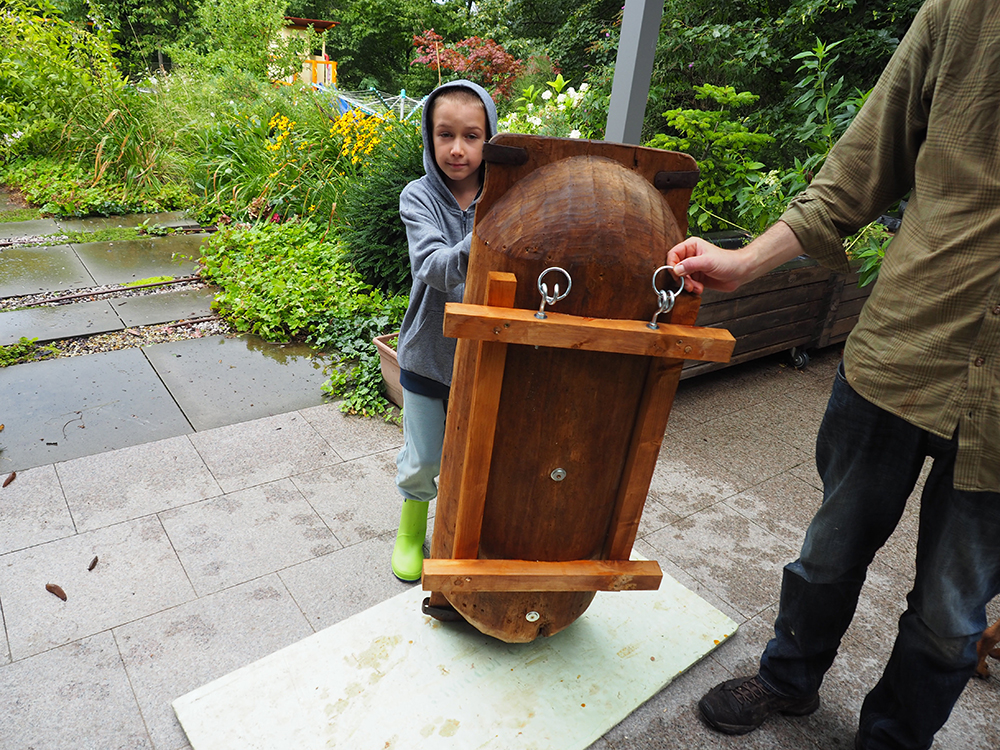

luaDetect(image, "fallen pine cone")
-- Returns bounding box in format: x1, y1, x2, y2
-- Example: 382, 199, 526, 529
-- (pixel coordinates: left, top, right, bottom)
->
45, 583, 67, 601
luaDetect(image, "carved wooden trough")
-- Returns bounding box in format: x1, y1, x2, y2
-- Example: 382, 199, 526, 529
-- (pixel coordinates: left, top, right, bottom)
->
421, 134, 736, 642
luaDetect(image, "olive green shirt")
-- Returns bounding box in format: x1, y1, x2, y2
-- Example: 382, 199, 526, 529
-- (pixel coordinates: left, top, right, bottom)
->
781, 0, 1000, 492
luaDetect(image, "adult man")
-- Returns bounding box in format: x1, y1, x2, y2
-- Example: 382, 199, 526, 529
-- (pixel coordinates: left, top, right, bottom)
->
667, 1, 1000, 748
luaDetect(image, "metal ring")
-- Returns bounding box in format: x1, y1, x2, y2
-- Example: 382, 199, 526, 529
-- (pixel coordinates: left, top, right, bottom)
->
535, 267, 573, 319
652, 265, 685, 298
648, 265, 685, 329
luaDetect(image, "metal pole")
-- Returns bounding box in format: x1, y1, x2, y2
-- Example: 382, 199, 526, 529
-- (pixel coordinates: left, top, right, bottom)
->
605, 0, 665, 145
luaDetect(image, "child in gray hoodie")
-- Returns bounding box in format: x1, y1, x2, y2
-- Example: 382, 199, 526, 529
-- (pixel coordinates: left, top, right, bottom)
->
391, 80, 498, 581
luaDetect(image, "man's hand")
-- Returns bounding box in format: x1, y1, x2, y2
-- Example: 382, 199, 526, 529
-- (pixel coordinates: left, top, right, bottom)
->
667, 221, 806, 295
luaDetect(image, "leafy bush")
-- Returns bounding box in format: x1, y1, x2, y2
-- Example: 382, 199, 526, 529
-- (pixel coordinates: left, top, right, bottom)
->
1, 157, 193, 217
187, 78, 349, 225
338, 114, 424, 295
647, 84, 774, 232
0, 0, 123, 160
499, 74, 597, 138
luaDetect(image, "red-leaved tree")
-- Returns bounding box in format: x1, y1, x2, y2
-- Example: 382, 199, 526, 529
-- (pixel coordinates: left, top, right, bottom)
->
412, 29, 524, 100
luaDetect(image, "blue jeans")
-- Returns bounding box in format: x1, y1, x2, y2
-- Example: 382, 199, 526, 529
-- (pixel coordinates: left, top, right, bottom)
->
758, 362, 1000, 750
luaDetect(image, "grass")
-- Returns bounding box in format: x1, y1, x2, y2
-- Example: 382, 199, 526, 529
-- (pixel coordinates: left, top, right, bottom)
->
0, 207, 43, 223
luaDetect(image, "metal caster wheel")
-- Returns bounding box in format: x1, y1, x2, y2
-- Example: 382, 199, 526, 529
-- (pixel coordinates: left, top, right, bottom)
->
789, 347, 810, 369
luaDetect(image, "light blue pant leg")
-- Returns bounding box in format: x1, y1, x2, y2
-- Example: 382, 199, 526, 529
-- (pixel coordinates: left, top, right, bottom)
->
395, 388, 446, 503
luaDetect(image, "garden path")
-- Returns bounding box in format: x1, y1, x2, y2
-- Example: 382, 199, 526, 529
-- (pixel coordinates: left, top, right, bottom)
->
1, 202, 996, 749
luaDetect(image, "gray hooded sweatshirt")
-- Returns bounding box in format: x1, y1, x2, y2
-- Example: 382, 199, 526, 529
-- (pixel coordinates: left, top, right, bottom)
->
396, 80, 498, 397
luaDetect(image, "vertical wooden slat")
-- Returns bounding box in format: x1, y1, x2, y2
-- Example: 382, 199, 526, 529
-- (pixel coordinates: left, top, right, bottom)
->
602, 293, 702, 561
449, 272, 517, 559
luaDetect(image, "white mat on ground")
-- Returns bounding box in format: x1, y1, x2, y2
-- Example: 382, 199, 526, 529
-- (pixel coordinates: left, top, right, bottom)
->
173, 574, 736, 749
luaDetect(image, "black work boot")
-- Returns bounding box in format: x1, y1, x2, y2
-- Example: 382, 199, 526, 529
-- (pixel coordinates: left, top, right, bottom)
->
698, 674, 820, 735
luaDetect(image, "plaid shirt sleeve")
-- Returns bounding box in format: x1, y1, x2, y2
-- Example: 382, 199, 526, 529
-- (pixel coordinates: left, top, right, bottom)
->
777, 0, 1000, 492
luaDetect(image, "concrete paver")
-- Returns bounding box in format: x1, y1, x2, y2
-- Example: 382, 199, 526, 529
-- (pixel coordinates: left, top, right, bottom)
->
0, 299, 124, 346
0, 218, 61, 238
143, 336, 330, 432
71, 236, 205, 285
0, 243, 95, 297
0, 348, 194, 472
110, 287, 215, 327
0, 464, 76, 555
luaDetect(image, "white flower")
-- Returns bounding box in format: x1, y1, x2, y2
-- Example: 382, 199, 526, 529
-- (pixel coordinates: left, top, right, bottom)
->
567, 87, 576, 96
557, 93, 567, 104
541, 90, 552, 100
569, 129, 581, 139
528, 116, 542, 127
580, 83, 589, 92
526, 102, 534, 111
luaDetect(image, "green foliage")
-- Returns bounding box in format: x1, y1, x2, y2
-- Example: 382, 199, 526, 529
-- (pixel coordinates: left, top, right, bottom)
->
0, 208, 43, 223
339, 120, 424, 295
57, 0, 197, 75
647, 84, 774, 232
2, 157, 193, 217
188, 81, 347, 225
500, 75, 598, 137
197, 218, 407, 418
0, 0, 124, 160
0, 337, 59, 367
846, 221, 893, 287
167, 0, 307, 80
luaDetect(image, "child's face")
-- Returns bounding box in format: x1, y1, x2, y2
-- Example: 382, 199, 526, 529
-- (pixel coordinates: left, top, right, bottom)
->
432, 97, 487, 194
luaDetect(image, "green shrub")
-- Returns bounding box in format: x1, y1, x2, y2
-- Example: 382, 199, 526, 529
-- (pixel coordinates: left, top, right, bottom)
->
646, 84, 774, 233
1, 156, 193, 217
338, 115, 424, 295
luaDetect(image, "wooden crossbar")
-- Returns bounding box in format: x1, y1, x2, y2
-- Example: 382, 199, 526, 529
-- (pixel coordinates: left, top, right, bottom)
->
443, 304, 735, 362
422, 559, 662, 593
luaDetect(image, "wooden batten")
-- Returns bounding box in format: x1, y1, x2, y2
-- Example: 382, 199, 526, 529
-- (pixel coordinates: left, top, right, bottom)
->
443, 304, 735, 362
422, 559, 663, 593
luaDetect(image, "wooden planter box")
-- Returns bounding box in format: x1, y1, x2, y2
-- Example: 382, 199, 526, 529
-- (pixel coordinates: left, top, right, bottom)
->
681, 256, 872, 379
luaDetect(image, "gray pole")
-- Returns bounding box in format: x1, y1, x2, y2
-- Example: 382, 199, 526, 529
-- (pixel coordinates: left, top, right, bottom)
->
604, 0, 665, 145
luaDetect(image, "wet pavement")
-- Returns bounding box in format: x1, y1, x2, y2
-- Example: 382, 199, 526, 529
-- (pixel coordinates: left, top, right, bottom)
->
1, 207, 997, 750
0, 216, 330, 472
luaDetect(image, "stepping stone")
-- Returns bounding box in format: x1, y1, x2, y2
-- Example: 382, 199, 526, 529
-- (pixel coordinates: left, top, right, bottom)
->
0, 244, 96, 297
143, 335, 330, 431
55, 211, 194, 234
0, 300, 123, 346
0, 348, 192, 473
0, 218, 61, 240
110, 288, 216, 327
72, 235, 206, 285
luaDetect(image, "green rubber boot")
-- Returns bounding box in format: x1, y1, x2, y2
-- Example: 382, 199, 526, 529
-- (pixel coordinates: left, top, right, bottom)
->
391, 499, 430, 582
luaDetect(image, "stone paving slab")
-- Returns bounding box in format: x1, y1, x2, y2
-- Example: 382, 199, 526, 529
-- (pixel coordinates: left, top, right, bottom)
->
0, 514, 195, 660
158, 478, 338, 596
143, 335, 331, 432
114, 575, 312, 750
0, 243, 96, 297
57, 435, 224, 533
0, 464, 76, 556
110, 287, 216, 327
56, 211, 192, 234
0, 218, 61, 239
0, 348, 193, 473
72, 235, 206, 285
0, 632, 153, 750
0, 299, 123, 346
186, 412, 342, 494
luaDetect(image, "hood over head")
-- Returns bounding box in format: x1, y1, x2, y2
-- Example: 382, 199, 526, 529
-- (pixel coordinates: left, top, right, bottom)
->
419, 79, 498, 200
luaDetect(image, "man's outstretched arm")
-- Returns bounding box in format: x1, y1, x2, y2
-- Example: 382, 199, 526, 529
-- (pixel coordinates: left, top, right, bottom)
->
667, 221, 805, 295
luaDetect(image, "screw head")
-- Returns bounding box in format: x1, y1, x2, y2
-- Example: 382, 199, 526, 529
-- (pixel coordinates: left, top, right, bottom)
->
526, 611, 540, 622
550, 468, 567, 482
